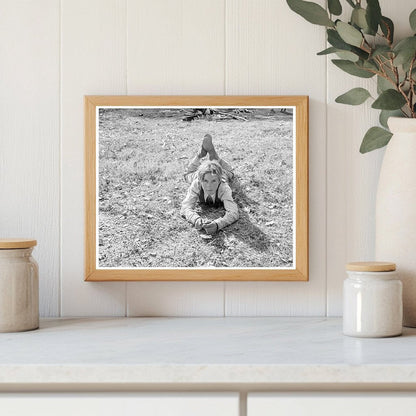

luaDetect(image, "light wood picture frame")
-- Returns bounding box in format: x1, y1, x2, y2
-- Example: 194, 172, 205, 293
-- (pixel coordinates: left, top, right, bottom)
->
85, 96, 308, 281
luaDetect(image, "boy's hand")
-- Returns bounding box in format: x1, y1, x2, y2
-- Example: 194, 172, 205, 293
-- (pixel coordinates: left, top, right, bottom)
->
203, 221, 218, 235
194, 218, 204, 230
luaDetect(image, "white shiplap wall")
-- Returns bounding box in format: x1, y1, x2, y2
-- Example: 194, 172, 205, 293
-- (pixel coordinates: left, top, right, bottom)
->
61, 0, 127, 316
0, 0, 60, 317
0, 0, 412, 317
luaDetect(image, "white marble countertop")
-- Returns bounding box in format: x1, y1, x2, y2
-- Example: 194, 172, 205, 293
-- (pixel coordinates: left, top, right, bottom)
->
1, 317, 416, 390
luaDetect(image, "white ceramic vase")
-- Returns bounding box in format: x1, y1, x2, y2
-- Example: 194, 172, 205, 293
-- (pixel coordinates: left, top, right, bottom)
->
375, 117, 416, 327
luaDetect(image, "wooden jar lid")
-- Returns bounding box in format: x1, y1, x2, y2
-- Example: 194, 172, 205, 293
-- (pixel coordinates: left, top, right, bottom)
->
0, 239, 37, 249
346, 261, 396, 272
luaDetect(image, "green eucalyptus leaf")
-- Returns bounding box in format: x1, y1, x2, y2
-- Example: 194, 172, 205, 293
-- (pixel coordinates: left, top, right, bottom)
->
379, 110, 403, 129
403, 60, 414, 73
335, 87, 371, 105
332, 59, 375, 78
328, 0, 342, 16
336, 50, 359, 61
327, 29, 368, 59
287, 0, 334, 26
410, 9, 416, 32
351, 7, 369, 32
380, 16, 394, 43
377, 76, 393, 94
381, 66, 403, 86
336, 21, 363, 47
327, 28, 351, 49
363, 59, 379, 70
372, 89, 407, 110
360, 127, 392, 153
394, 36, 416, 51
366, 0, 382, 35
372, 45, 391, 58
351, 45, 369, 60
317, 46, 338, 55
393, 36, 416, 66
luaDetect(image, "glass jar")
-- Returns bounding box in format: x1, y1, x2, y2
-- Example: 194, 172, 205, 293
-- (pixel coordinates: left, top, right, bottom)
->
343, 262, 402, 338
0, 239, 39, 332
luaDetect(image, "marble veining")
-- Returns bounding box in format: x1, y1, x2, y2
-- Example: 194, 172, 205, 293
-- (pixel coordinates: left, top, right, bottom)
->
0, 317, 415, 385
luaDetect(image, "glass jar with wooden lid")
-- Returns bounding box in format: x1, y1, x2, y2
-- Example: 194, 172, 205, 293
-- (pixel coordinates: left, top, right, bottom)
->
343, 262, 402, 338
0, 239, 39, 332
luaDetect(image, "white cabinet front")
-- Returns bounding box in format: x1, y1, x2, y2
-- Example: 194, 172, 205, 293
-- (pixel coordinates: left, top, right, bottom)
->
248, 393, 416, 416
0, 393, 239, 416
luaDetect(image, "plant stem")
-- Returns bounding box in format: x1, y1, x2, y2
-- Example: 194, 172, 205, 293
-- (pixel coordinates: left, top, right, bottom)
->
409, 56, 416, 117
376, 56, 398, 89
362, 37, 372, 54
397, 79, 412, 118
373, 55, 412, 117
390, 59, 400, 85
378, 23, 393, 48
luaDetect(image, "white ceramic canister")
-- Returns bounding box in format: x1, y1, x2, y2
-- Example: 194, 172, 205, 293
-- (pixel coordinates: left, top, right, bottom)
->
0, 239, 39, 332
343, 262, 402, 338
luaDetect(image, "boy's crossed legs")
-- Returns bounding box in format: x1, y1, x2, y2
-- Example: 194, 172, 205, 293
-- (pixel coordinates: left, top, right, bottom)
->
185, 134, 234, 182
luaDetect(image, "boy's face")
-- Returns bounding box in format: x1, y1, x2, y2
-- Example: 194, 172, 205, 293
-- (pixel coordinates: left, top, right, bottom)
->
201, 173, 220, 194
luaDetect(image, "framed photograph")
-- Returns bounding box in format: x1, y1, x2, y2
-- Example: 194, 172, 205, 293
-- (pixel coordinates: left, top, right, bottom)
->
85, 96, 308, 281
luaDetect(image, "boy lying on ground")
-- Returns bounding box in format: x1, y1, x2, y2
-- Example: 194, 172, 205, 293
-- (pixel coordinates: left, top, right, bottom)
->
180, 134, 239, 235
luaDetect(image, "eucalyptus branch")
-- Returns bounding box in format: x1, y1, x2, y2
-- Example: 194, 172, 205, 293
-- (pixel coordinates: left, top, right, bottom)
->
397, 81, 413, 117
391, 59, 400, 86
286, 0, 416, 152
361, 39, 372, 54
374, 56, 385, 74
408, 56, 416, 117
377, 22, 393, 48
376, 56, 389, 74
409, 56, 416, 82
377, 53, 393, 66
358, 64, 382, 78
376, 57, 399, 89
360, 41, 372, 54
383, 56, 397, 75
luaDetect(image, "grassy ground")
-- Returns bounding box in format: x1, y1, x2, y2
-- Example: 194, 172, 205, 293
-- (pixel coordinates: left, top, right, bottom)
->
98, 109, 294, 268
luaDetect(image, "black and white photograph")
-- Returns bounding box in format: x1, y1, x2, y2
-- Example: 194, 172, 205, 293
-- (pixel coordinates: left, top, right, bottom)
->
97, 105, 295, 269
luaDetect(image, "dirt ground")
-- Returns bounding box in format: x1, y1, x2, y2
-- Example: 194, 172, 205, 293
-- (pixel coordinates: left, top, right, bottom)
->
98, 108, 294, 268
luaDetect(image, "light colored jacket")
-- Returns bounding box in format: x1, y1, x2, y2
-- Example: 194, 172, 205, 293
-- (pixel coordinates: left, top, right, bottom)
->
180, 178, 239, 230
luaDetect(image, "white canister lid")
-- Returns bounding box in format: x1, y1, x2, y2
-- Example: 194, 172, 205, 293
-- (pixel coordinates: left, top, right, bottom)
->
346, 261, 396, 272
0, 239, 37, 249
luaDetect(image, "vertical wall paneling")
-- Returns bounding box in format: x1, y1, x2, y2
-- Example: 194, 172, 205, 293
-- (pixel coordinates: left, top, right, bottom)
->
0, 0, 60, 317
61, 0, 127, 316
326, 0, 416, 316
127, 282, 225, 317
127, 0, 226, 95
126, 0, 226, 316
224, 0, 327, 315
